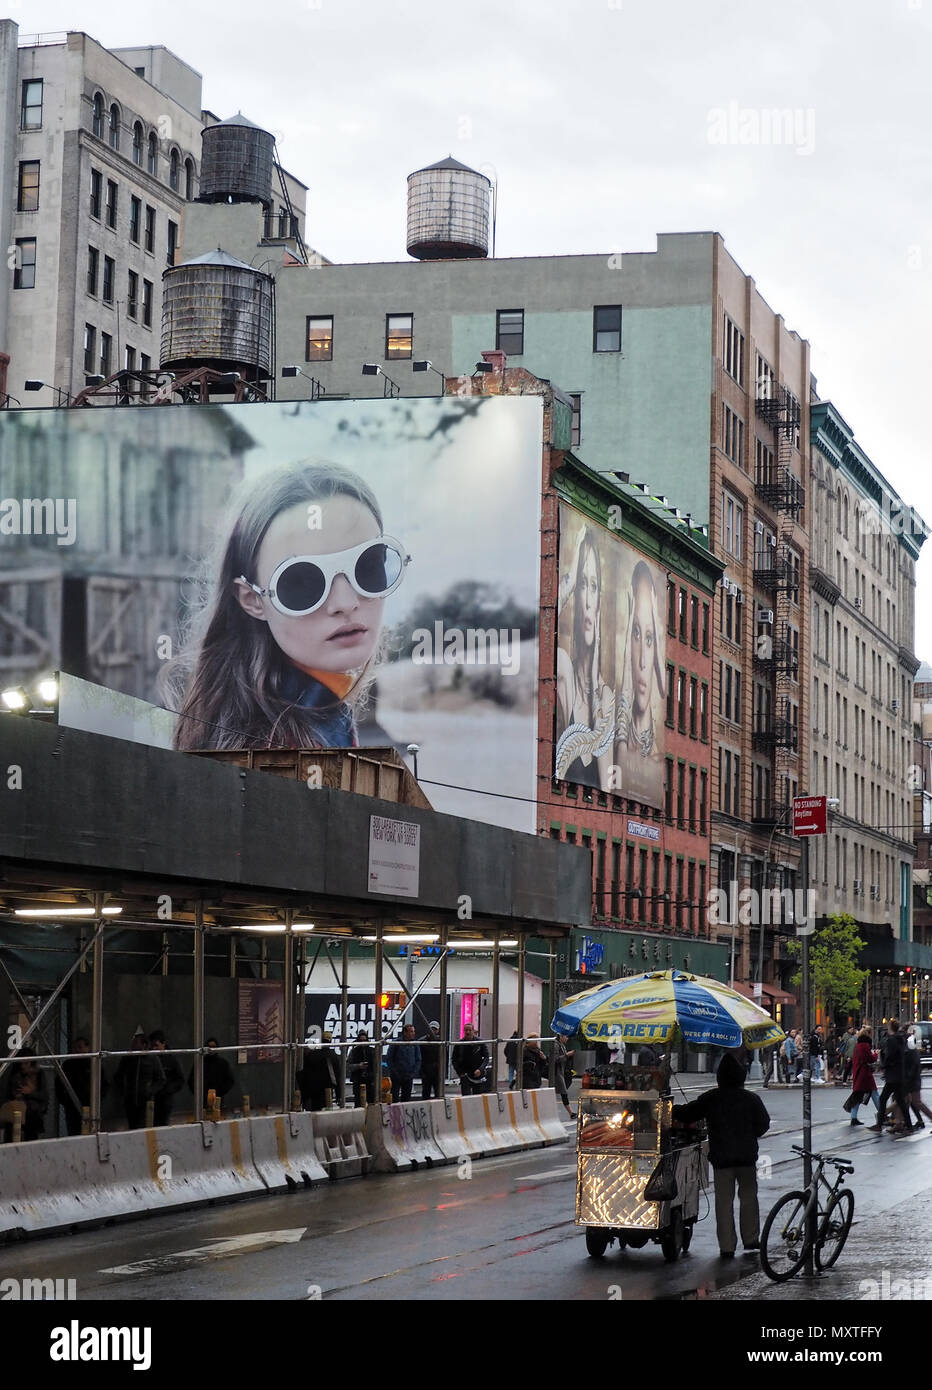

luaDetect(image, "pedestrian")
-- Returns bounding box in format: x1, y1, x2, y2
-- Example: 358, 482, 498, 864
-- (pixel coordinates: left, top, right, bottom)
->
114, 1028, 164, 1130
843, 1028, 881, 1125
504, 1030, 520, 1088
825, 1027, 839, 1081
637, 1042, 660, 1067
521, 1034, 549, 1090
673, 1054, 770, 1258
592, 1040, 612, 1067
348, 1030, 377, 1108
187, 1037, 237, 1108
419, 1021, 444, 1100
452, 1025, 490, 1095
1, 1047, 49, 1141
297, 1032, 339, 1111
553, 1035, 575, 1117
387, 1023, 421, 1103
904, 1027, 932, 1129
809, 1026, 825, 1083
840, 1026, 858, 1085
55, 1036, 109, 1137
868, 1020, 912, 1134
782, 1028, 797, 1083
148, 1030, 185, 1126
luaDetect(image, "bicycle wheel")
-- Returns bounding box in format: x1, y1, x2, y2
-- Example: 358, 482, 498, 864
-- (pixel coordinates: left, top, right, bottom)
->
760, 1191, 810, 1282
815, 1189, 854, 1270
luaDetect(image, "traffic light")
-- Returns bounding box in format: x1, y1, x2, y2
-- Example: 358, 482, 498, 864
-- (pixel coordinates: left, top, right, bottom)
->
378, 992, 406, 1010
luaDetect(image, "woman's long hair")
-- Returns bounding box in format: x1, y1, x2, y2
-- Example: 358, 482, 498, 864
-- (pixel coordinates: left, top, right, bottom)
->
163, 462, 386, 750
572, 529, 601, 728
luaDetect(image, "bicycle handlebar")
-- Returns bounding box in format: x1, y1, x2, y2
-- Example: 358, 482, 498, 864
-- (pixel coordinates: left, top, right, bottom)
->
791, 1144, 854, 1172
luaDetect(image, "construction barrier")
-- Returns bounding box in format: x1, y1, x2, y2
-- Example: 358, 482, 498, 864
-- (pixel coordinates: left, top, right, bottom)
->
311, 1108, 370, 1179
248, 1112, 328, 1191
365, 1100, 445, 1171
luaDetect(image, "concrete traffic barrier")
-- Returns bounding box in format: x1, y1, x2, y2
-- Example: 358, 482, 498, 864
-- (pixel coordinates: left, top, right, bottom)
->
365, 1100, 444, 1171
248, 1112, 328, 1191
525, 1087, 568, 1144
430, 1094, 482, 1161
312, 1108, 370, 1179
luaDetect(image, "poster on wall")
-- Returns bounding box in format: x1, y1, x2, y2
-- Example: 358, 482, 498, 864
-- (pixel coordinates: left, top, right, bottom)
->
237, 980, 285, 1062
0, 395, 542, 831
554, 503, 667, 808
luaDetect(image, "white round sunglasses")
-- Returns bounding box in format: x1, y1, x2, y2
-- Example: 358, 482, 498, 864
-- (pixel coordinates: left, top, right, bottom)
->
238, 536, 410, 617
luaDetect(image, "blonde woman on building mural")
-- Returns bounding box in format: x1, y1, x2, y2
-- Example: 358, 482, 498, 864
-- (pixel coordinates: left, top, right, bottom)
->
166, 462, 410, 750
555, 524, 615, 791
615, 559, 666, 804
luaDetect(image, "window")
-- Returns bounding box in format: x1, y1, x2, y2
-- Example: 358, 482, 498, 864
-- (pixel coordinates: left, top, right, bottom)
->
593, 304, 622, 352
21, 79, 43, 131
784, 386, 801, 449
167, 219, 178, 267
306, 315, 333, 361
702, 602, 710, 654
755, 438, 774, 488
689, 677, 698, 737
87, 245, 99, 296
721, 488, 743, 558
147, 132, 158, 176
699, 769, 708, 832
83, 324, 96, 375
130, 196, 141, 244
666, 664, 675, 725
89, 169, 102, 219
756, 352, 774, 401
99, 331, 111, 378
723, 314, 745, 385
185, 157, 195, 200
13, 238, 36, 289
569, 393, 582, 447
106, 179, 117, 229
496, 309, 524, 356
678, 588, 687, 641
719, 747, 741, 816
700, 682, 708, 740
720, 588, 743, 645
127, 271, 138, 319
92, 93, 104, 139
142, 278, 153, 328
109, 103, 120, 150
139, 352, 151, 398
688, 767, 697, 829
719, 661, 741, 722
144, 204, 155, 253
17, 160, 39, 212
722, 403, 744, 466
690, 595, 699, 647
125, 345, 136, 374
386, 312, 413, 358
665, 759, 674, 819
102, 256, 114, 304
677, 669, 686, 732
667, 580, 676, 634
133, 122, 143, 165
169, 149, 180, 191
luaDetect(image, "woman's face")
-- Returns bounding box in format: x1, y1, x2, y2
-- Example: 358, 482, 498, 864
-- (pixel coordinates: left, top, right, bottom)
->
630, 578, 655, 716
578, 546, 599, 650
237, 495, 385, 672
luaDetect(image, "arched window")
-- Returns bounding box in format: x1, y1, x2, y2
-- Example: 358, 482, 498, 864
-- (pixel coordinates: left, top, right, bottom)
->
132, 121, 143, 165
169, 148, 180, 191
184, 157, 195, 200
147, 132, 158, 176
92, 92, 104, 139
842, 493, 849, 539
109, 103, 120, 150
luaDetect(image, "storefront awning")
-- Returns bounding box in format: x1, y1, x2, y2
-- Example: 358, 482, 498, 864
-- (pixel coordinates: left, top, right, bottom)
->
733, 981, 796, 1007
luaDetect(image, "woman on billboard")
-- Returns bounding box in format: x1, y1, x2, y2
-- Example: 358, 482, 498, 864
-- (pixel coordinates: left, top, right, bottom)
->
615, 559, 665, 803
554, 525, 615, 790
167, 462, 410, 750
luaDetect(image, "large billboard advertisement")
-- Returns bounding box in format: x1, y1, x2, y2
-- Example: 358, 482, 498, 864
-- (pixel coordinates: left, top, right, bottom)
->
0, 395, 542, 831
554, 502, 666, 808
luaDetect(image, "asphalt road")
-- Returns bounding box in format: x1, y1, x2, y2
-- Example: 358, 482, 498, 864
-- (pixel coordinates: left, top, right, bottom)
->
1, 1081, 928, 1303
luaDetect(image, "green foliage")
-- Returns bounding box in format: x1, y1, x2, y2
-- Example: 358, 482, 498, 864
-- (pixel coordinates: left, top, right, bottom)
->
785, 913, 868, 1017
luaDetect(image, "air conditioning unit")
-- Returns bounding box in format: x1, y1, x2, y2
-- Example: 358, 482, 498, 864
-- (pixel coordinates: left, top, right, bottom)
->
720, 575, 730, 589
853, 879, 862, 894
769, 534, 777, 546
870, 884, 879, 899
729, 581, 740, 598
854, 597, 863, 609
892, 700, 900, 713
758, 608, 774, 624
755, 520, 764, 535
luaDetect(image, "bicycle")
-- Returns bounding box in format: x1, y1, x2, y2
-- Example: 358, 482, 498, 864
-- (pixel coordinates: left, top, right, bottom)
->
759, 1145, 855, 1282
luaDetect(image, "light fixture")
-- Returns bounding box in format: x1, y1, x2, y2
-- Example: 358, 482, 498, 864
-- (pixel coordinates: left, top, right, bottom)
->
23, 379, 73, 405
14, 906, 123, 917
281, 366, 299, 378
84, 374, 105, 387
473, 361, 494, 374
227, 921, 316, 932
361, 364, 400, 397
36, 676, 59, 706
451, 939, 519, 949
361, 363, 379, 376
359, 933, 439, 944
1, 687, 27, 712
281, 365, 324, 399
412, 360, 445, 394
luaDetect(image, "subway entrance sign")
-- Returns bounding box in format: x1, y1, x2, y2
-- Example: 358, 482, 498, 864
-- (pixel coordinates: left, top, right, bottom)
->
793, 795, 827, 837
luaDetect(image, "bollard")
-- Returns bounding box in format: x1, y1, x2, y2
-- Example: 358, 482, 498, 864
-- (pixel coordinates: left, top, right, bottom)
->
242, 1093, 251, 1117
360, 1084, 367, 1108
81, 1106, 91, 1135
292, 1088, 302, 1113
12, 1111, 22, 1143
211, 1094, 221, 1122
324, 1087, 333, 1110
145, 1099, 155, 1128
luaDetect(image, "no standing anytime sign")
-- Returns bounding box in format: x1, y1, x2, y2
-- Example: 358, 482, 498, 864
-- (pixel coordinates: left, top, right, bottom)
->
792, 795, 827, 837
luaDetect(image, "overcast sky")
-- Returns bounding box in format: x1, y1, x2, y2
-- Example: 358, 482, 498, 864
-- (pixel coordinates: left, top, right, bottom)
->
17, 0, 932, 657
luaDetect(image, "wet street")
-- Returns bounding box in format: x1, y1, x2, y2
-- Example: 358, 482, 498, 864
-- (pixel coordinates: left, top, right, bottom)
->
2, 1081, 928, 1303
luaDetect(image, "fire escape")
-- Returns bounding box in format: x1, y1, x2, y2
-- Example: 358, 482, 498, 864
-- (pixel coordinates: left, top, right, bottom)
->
753, 386, 804, 818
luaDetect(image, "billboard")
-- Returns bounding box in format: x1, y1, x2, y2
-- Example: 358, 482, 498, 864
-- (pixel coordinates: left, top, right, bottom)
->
0, 396, 542, 830
554, 503, 666, 808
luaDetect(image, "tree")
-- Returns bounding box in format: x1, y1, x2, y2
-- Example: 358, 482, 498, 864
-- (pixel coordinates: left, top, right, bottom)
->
786, 913, 869, 1020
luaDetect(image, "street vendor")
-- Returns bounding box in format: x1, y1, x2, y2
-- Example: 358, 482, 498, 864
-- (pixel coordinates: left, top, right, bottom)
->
672, 1054, 770, 1259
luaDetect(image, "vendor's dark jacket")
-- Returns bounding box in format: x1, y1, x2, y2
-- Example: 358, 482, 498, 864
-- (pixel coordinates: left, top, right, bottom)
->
452, 1040, 489, 1077
673, 1054, 770, 1169
880, 1030, 906, 1083
904, 1043, 921, 1093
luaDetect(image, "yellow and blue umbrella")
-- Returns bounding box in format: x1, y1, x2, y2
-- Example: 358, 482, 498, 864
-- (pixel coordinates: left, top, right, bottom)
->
551, 969, 785, 1051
